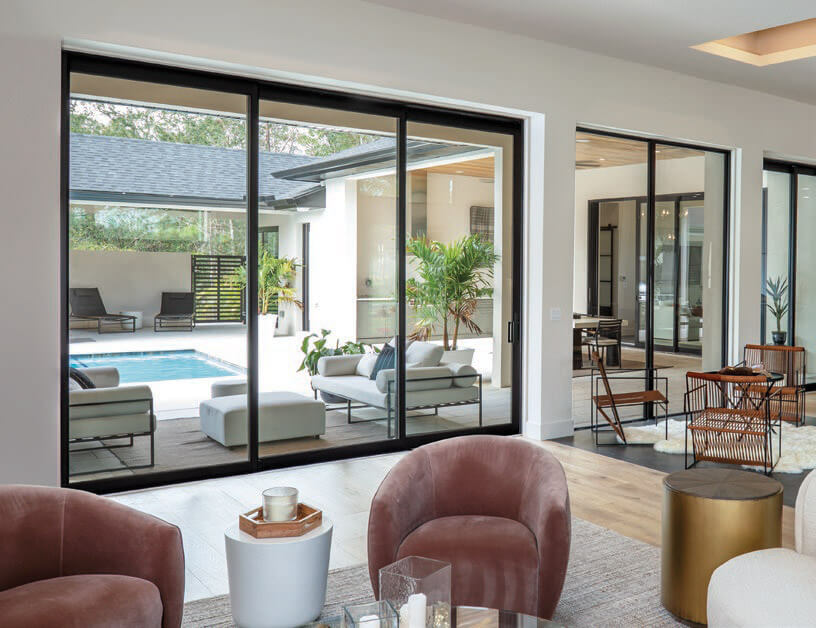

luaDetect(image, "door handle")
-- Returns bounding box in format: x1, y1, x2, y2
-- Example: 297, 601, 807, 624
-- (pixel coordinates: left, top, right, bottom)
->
507, 320, 513, 343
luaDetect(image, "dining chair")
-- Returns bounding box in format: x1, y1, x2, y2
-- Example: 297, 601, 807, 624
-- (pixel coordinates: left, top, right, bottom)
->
590, 351, 669, 445
583, 318, 622, 366
684, 371, 781, 474
743, 344, 806, 426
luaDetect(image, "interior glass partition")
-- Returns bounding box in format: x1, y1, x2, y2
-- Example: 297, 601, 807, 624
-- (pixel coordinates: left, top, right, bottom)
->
574, 131, 729, 430
763, 161, 816, 385
67, 72, 249, 483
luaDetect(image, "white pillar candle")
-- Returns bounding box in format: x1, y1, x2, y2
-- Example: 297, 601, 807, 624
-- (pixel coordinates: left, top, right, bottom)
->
407, 593, 427, 628
358, 614, 380, 628
262, 487, 298, 522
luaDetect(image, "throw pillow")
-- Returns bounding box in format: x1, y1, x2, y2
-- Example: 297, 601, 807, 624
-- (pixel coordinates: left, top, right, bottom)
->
370, 344, 396, 380
355, 352, 378, 378
69, 367, 95, 389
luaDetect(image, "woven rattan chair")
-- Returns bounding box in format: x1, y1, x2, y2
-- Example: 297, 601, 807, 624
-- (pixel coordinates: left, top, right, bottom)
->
744, 344, 806, 426
590, 351, 668, 445
684, 371, 782, 474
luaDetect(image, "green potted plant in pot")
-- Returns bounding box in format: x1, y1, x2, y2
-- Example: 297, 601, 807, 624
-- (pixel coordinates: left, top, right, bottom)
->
229, 252, 302, 338
406, 234, 499, 365
765, 275, 789, 345
298, 329, 375, 403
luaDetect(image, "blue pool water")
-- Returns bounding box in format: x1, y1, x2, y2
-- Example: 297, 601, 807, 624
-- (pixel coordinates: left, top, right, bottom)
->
69, 350, 245, 383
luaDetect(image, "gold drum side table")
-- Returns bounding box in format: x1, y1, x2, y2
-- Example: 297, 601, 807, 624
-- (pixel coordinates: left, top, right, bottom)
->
661, 468, 782, 624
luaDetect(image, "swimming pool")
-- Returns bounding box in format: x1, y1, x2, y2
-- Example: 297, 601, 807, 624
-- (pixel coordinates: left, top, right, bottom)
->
69, 350, 245, 384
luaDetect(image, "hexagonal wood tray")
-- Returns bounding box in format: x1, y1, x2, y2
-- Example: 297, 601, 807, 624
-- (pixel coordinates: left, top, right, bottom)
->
239, 503, 322, 538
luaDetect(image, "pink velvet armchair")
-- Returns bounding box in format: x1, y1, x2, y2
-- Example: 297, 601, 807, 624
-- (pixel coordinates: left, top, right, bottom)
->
0, 485, 184, 628
368, 435, 571, 619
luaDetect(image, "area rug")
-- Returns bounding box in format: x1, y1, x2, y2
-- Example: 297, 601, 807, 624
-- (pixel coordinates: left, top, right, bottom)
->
181, 516, 681, 627
623, 419, 816, 473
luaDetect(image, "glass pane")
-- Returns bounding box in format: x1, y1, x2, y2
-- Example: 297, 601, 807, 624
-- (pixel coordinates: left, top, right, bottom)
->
256, 101, 399, 456
762, 170, 791, 344
572, 132, 648, 428
795, 173, 816, 381
653, 200, 676, 350
655, 146, 727, 416
68, 73, 249, 482
404, 121, 514, 434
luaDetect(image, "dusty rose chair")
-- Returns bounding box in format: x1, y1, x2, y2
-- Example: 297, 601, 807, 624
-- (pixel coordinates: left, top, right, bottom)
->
0, 485, 184, 628
368, 435, 571, 619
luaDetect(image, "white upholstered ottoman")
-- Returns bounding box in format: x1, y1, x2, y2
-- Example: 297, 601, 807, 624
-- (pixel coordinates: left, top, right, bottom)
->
199, 390, 325, 447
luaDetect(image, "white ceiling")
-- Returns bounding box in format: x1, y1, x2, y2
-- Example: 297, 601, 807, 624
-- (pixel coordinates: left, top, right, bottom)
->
363, 0, 816, 105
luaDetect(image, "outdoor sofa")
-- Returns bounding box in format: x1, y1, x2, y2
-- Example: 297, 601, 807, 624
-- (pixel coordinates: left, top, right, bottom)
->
310, 340, 482, 437
68, 367, 155, 474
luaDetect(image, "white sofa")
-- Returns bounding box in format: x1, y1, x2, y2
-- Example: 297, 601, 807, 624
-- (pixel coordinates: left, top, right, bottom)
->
310, 341, 481, 436
68, 367, 155, 473
707, 468, 816, 627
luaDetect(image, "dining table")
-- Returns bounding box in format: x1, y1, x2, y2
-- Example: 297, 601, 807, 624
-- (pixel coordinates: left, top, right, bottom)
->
572, 317, 628, 370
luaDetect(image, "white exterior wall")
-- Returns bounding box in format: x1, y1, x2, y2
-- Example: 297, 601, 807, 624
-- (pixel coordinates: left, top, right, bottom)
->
4, 0, 816, 483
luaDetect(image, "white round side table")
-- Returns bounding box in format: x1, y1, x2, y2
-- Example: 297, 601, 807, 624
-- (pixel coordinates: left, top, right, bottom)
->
120, 310, 143, 330
224, 517, 333, 628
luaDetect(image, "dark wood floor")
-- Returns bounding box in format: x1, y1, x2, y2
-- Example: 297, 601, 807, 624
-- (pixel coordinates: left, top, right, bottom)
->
556, 423, 812, 507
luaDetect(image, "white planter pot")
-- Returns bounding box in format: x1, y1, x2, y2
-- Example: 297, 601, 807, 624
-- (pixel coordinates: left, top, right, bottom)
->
441, 348, 475, 365
259, 313, 278, 339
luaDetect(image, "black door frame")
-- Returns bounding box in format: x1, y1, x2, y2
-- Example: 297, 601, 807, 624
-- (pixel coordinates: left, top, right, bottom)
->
577, 128, 731, 396
762, 159, 816, 389
61, 51, 524, 493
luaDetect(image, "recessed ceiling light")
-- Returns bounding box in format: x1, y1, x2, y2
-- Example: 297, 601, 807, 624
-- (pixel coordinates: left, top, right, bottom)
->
599, 157, 606, 161
455, 170, 464, 174
576, 139, 591, 143
692, 18, 816, 66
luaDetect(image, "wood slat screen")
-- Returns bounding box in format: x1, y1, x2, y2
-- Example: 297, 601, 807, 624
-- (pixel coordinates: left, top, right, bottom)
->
191, 255, 246, 323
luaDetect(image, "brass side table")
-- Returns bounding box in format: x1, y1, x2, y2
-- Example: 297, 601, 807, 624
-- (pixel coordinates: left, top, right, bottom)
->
661, 468, 782, 624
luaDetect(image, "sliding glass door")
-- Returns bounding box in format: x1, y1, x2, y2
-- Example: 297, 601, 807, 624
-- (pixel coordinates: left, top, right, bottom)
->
62, 53, 523, 492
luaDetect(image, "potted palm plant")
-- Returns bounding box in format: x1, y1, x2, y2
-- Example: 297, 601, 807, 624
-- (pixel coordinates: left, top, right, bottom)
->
765, 275, 789, 345
406, 234, 499, 364
229, 252, 302, 337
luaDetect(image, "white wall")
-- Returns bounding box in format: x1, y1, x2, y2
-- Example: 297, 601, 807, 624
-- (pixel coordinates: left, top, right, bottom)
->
70, 250, 191, 323
5, 0, 816, 483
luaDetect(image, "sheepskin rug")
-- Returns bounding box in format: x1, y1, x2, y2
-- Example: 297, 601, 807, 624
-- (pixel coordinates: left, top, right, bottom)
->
622, 419, 816, 473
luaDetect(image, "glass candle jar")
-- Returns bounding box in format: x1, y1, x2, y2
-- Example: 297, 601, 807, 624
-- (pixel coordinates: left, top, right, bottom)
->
262, 487, 298, 522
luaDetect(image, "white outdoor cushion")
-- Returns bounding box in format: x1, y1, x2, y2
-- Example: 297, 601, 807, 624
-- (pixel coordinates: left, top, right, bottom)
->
199, 391, 326, 447
80, 367, 120, 389
317, 354, 364, 376
69, 385, 153, 420
70, 413, 155, 440
405, 341, 444, 367
445, 362, 478, 387
211, 378, 248, 398
375, 366, 454, 394
355, 353, 378, 378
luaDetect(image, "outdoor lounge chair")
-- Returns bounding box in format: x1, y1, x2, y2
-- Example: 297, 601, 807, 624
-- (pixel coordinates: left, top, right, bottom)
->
69, 287, 136, 333
154, 291, 195, 332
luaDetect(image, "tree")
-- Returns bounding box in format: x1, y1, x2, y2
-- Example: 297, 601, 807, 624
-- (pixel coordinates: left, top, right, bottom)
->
406, 234, 499, 350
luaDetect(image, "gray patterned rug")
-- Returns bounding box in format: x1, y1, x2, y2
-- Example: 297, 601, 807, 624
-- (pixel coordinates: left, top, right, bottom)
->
182, 517, 682, 627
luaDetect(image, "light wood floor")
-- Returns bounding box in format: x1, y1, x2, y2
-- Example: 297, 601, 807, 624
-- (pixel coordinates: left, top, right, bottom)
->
111, 437, 795, 603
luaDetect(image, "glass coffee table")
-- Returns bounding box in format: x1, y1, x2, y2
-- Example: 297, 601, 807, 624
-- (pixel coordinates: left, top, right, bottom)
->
308, 605, 562, 627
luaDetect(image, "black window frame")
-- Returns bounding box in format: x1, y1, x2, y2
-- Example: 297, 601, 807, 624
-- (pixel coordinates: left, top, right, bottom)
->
61, 51, 524, 494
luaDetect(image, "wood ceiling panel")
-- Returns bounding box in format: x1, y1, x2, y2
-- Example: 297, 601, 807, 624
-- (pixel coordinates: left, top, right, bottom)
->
416, 156, 494, 178
576, 132, 702, 169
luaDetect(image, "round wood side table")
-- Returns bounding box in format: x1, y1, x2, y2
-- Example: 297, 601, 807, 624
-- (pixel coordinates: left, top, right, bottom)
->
661, 468, 782, 624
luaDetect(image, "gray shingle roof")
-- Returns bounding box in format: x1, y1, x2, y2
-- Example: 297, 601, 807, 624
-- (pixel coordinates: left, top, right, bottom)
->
69, 134, 322, 207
